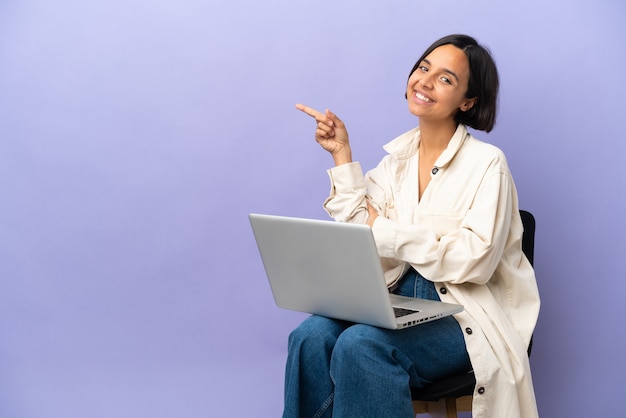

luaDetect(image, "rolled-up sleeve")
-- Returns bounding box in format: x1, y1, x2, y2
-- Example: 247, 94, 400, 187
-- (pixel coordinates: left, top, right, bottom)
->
323, 162, 369, 223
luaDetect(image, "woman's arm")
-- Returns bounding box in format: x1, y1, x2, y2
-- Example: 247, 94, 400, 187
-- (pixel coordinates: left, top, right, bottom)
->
370, 167, 514, 285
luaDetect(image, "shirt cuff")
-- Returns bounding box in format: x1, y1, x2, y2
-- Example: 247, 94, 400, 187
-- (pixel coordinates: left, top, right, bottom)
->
326, 162, 366, 194
371, 215, 397, 259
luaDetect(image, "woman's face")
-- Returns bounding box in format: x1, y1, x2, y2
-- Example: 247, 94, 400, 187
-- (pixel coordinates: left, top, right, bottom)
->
406, 44, 476, 122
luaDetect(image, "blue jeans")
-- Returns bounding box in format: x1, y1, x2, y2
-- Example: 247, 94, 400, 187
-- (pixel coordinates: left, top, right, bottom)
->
283, 268, 471, 418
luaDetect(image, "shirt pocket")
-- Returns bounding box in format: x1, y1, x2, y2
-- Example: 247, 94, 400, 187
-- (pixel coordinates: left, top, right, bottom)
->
394, 205, 420, 224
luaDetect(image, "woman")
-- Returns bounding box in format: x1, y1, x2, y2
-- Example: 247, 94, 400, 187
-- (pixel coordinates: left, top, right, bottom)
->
287, 34, 540, 418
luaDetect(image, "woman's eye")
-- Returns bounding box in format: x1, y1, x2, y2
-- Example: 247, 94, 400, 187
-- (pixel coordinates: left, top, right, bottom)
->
419, 65, 428, 72
440, 76, 451, 84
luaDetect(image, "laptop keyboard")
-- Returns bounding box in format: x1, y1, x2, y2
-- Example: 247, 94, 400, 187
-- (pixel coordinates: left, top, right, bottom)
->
393, 307, 420, 318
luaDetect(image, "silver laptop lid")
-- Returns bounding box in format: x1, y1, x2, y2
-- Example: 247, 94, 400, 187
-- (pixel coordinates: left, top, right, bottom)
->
249, 213, 399, 328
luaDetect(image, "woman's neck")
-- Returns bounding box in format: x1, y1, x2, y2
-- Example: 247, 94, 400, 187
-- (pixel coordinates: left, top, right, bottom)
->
418, 118, 458, 157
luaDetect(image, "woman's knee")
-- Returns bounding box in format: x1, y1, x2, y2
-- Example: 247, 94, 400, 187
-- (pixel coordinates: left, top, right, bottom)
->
329, 324, 413, 387
288, 315, 347, 352
331, 324, 387, 361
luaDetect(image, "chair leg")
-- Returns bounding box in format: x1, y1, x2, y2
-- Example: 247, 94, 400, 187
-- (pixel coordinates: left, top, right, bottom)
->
413, 398, 455, 418
444, 397, 457, 418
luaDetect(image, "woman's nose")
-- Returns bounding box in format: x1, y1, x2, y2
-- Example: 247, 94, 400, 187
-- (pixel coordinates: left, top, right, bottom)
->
418, 73, 434, 89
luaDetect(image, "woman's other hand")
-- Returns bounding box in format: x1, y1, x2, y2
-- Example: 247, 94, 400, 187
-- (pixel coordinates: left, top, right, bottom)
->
366, 202, 379, 228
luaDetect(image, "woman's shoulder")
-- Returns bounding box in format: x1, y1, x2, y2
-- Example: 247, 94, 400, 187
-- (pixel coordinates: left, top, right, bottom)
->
463, 133, 509, 165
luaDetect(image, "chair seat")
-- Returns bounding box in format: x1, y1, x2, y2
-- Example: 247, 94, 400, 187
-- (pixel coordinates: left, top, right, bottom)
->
411, 371, 475, 402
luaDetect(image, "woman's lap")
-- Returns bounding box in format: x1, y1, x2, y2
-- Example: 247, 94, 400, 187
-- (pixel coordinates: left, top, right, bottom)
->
297, 313, 470, 385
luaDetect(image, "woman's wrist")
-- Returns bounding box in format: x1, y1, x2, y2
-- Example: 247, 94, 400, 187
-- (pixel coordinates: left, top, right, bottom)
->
332, 148, 352, 166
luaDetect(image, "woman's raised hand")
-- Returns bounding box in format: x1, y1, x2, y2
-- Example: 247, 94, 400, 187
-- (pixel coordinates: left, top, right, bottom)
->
295, 104, 352, 166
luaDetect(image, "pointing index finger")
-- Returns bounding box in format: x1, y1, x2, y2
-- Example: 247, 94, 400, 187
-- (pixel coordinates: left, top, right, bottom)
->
295, 103, 324, 120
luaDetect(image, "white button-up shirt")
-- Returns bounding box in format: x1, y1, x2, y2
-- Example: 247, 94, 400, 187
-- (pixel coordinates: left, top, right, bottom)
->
324, 124, 540, 418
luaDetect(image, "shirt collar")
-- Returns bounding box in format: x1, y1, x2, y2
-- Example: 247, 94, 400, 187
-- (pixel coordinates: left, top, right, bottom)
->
383, 124, 469, 168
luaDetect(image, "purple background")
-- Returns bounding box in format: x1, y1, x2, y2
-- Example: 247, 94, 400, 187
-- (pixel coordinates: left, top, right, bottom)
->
1, 1, 625, 417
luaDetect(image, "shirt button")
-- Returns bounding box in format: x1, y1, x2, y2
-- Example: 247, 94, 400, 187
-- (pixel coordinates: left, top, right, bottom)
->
465, 327, 473, 335
439, 287, 447, 294
477, 387, 485, 394
431, 167, 439, 175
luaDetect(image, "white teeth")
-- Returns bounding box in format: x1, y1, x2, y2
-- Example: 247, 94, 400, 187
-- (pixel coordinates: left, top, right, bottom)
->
415, 92, 432, 102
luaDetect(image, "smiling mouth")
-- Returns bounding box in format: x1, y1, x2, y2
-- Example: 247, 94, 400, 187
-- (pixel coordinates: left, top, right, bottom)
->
415, 92, 434, 103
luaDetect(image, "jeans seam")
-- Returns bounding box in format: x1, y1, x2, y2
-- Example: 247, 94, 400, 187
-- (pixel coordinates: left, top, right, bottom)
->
312, 392, 334, 418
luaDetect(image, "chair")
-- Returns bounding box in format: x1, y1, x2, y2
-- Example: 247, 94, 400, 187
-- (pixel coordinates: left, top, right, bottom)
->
411, 210, 535, 417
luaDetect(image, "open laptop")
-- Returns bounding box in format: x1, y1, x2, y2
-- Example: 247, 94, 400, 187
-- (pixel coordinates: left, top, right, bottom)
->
249, 213, 463, 330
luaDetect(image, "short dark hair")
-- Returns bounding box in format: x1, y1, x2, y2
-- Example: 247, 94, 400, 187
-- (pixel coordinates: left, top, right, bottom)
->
407, 34, 499, 132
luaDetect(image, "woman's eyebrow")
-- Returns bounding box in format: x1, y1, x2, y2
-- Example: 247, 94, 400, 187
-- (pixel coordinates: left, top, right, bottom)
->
422, 58, 459, 82
443, 69, 459, 82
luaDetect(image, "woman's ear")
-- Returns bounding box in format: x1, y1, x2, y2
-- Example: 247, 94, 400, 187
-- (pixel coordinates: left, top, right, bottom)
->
460, 97, 478, 112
